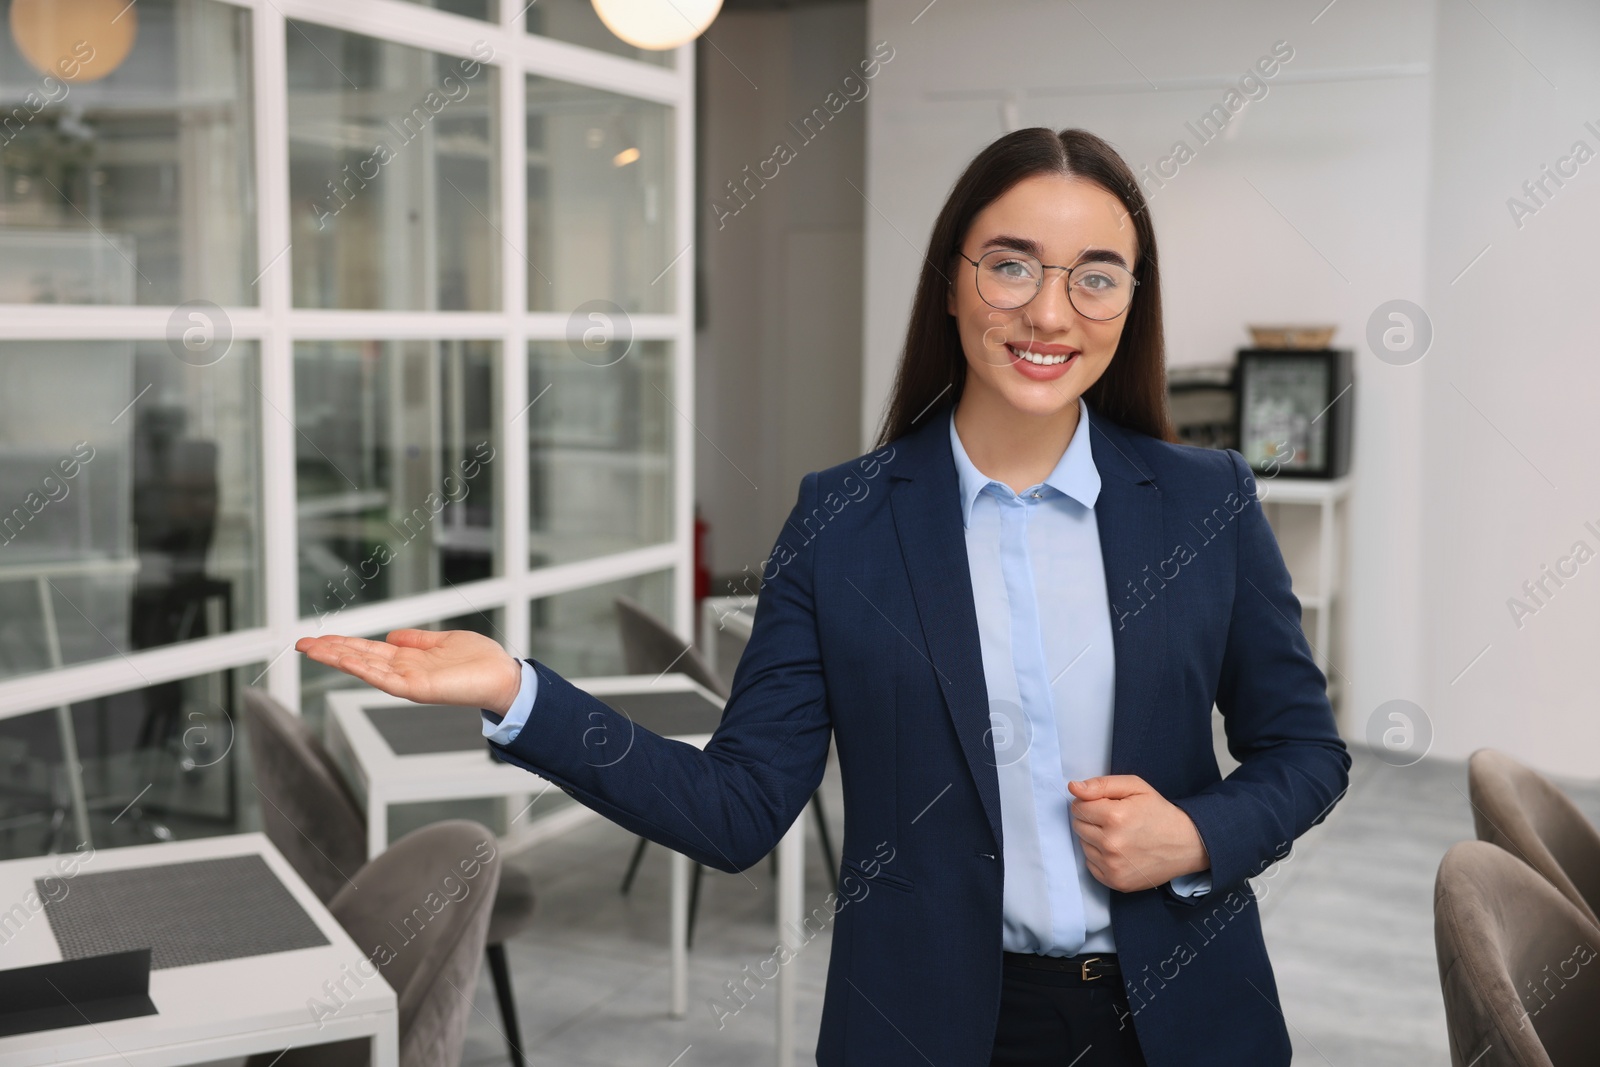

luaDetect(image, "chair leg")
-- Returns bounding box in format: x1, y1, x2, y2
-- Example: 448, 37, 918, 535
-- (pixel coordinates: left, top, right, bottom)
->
686, 862, 705, 949
811, 791, 837, 875
485, 942, 526, 1067
621, 836, 649, 894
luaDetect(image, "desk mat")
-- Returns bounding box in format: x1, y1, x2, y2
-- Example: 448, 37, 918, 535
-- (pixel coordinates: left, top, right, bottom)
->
38, 854, 329, 969
365, 704, 488, 755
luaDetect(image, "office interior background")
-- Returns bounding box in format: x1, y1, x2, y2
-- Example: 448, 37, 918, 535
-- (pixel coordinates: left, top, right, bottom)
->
1, 0, 1599, 1064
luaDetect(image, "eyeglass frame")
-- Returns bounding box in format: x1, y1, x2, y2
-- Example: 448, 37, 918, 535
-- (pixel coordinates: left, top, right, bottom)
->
954, 246, 1140, 320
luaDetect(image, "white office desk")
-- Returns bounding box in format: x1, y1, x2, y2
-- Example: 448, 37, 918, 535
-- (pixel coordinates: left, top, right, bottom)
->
325, 673, 807, 1067
0, 833, 397, 1066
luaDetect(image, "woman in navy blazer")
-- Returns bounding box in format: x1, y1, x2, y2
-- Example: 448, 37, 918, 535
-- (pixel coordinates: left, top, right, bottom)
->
299, 128, 1350, 1066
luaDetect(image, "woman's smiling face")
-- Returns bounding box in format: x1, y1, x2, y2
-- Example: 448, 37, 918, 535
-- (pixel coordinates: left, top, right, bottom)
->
946, 173, 1139, 420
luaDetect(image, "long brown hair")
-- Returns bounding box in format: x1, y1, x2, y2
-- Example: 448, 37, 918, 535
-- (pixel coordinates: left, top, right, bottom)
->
873, 127, 1175, 449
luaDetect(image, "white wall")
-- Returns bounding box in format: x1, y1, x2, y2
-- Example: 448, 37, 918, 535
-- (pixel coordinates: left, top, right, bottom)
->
1420, 0, 1600, 774
695, 3, 867, 582
861, 0, 1435, 750
858, 0, 1600, 775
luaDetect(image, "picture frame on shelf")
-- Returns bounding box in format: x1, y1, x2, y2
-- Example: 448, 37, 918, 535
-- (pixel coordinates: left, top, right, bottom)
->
1233, 348, 1353, 479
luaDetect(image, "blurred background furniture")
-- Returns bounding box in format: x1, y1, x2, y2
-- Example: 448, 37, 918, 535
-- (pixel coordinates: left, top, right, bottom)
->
317, 672, 801, 1034
1163, 354, 1353, 721
0, 832, 397, 1065
1248, 476, 1351, 716
127, 409, 236, 841
0, 555, 137, 851
245, 820, 502, 1067
1166, 363, 1237, 450
1433, 839, 1600, 1066
243, 688, 533, 1067
1468, 748, 1600, 927
613, 593, 837, 947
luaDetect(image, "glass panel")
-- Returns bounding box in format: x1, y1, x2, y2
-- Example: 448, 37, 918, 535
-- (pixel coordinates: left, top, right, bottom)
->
287, 23, 500, 311
529, 569, 673, 677
526, 75, 674, 313
0, 662, 262, 861
527, 0, 675, 68
394, 0, 495, 21
528, 340, 671, 568
296, 340, 499, 619
0, 340, 262, 681
0, 0, 255, 306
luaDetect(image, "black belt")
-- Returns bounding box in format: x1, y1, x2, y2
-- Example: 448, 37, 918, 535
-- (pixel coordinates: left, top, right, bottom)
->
1003, 951, 1122, 982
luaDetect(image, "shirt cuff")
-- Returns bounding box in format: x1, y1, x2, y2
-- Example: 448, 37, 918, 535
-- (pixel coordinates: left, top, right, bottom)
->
1169, 870, 1212, 897
481, 658, 538, 746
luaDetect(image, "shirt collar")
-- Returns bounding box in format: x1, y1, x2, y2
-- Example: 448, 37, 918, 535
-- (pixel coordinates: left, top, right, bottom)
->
948, 396, 1102, 528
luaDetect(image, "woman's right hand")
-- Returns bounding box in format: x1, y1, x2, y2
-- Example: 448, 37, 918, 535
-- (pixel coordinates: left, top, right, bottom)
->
295, 629, 525, 717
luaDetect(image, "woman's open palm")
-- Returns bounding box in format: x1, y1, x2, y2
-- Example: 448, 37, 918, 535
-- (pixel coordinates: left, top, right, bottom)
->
295, 629, 525, 715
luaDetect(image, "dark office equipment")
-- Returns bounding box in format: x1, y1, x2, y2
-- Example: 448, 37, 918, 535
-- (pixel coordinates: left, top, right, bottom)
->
1166, 363, 1237, 450
1233, 348, 1354, 478
127, 405, 237, 831
0, 949, 156, 1038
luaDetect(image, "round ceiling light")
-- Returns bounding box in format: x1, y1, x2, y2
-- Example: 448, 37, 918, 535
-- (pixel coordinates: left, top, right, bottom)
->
591, 0, 723, 51
10, 0, 138, 83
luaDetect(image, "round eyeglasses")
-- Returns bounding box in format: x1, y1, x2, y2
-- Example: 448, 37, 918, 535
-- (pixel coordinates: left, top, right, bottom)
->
956, 247, 1139, 320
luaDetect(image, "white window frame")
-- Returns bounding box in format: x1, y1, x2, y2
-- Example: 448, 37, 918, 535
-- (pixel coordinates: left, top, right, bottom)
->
0, 0, 696, 721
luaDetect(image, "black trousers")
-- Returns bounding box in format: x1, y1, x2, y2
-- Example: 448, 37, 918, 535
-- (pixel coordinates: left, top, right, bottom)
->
989, 955, 1149, 1067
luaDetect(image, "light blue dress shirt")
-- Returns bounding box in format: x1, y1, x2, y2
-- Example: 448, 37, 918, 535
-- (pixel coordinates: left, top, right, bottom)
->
949, 397, 1207, 958
483, 396, 1209, 952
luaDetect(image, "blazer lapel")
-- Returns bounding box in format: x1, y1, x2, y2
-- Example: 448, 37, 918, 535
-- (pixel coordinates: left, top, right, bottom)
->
887, 414, 1004, 850
883, 405, 1170, 848
1087, 409, 1169, 774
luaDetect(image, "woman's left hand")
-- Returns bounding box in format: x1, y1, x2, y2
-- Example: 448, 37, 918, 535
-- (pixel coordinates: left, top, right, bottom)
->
1067, 775, 1211, 893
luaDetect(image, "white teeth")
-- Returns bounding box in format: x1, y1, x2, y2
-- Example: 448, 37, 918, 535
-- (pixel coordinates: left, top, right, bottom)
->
1008, 344, 1074, 366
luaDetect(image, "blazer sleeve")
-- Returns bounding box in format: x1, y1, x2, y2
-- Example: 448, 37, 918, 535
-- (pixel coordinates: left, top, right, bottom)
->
487, 472, 833, 874
1168, 449, 1352, 896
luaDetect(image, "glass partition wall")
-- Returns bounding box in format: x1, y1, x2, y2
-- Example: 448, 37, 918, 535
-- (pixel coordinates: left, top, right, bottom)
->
0, 0, 692, 857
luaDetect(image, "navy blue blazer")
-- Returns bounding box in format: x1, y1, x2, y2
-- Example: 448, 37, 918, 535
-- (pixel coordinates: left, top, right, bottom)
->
488, 401, 1350, 1067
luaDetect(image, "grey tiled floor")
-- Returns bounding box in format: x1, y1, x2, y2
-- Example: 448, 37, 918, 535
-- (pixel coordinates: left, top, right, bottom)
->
452, 725, 1600, 1067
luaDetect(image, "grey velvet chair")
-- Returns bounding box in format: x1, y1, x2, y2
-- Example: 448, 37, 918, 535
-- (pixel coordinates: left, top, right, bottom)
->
611, 596, 837, 946
242, 688, 534, 1067
1434, 839, 1600, 1066
245, 820, 502, 1067
1467, 748, 1600, 927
